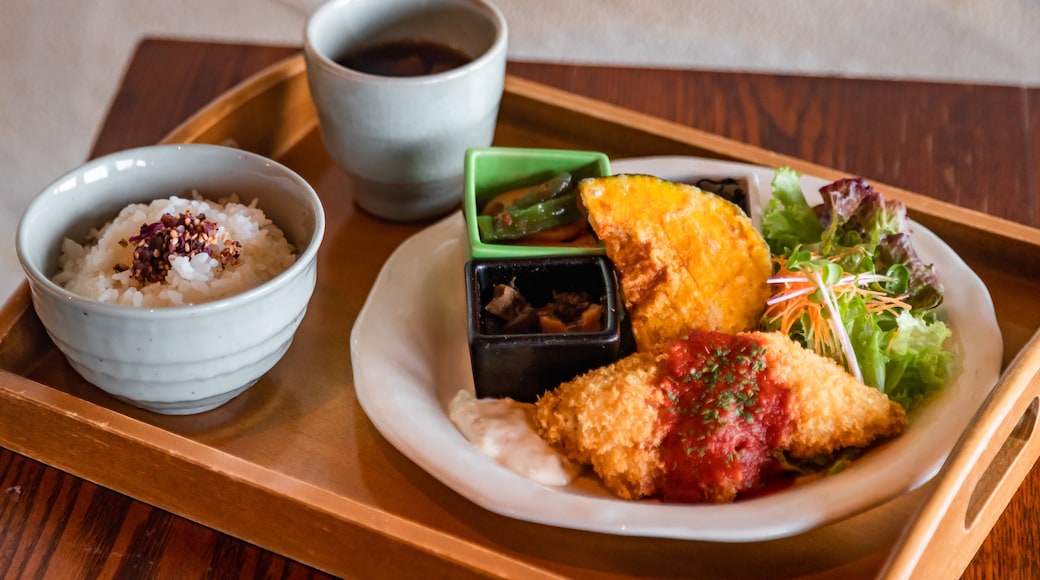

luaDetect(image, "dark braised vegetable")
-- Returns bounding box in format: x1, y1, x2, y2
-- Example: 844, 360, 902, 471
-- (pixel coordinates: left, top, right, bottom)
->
484, 282, 603, 334
695, 177, 749, 215
485, 283, 540, 332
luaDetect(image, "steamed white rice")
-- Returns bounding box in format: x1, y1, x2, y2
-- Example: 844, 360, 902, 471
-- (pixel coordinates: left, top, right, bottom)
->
54, 194, 297, 307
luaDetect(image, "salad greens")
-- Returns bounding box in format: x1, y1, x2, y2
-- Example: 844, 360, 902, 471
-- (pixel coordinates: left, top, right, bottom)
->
760, 167, 953, 412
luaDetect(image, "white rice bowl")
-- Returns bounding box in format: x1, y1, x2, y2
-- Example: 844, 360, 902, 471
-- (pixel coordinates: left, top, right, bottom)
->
54, 193, 296, 308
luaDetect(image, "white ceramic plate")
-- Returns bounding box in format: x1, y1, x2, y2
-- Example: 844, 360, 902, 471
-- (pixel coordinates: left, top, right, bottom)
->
350, 157, 1003, 542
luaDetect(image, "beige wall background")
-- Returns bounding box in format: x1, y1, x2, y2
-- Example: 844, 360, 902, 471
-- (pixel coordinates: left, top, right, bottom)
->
1, 0, 1038, 302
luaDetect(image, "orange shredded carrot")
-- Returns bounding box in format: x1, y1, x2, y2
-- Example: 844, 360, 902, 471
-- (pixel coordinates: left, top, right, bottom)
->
764, 254, 911, 366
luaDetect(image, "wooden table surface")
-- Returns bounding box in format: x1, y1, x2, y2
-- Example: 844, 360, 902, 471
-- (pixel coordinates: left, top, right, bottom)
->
2, 37, 1038, 579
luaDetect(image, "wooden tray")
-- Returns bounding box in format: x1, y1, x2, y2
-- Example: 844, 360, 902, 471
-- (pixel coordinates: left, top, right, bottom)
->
2, 53, 1039, 579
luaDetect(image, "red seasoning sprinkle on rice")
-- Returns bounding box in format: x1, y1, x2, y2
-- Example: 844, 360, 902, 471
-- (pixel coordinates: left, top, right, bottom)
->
54, 194, 296, 308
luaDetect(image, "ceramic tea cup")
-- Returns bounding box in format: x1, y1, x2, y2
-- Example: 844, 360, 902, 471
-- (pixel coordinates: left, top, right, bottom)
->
304, 0, 508, 221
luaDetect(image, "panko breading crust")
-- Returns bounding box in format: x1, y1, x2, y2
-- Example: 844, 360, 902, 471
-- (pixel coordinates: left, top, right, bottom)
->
534, 352, 666, 500
578, 174, 772, 353
534, 331, 907, 501
757, 332, 906, 458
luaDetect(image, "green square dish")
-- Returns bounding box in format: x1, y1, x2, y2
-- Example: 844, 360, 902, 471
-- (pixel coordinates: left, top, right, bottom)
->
463, 147, 611, 258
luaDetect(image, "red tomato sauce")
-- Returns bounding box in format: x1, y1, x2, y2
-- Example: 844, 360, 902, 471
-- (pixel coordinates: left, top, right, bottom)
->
655, 331, 791, 503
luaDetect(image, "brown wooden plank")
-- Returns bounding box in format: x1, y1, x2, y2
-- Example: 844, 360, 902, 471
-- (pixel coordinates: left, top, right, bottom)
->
1030, 87, 1040, 228
91, 39, 300, 158
965, 86, 1040, 578
508, 62, 1038, 229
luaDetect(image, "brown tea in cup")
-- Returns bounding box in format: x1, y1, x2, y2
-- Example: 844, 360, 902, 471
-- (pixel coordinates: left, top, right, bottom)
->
336, 39, 472, 77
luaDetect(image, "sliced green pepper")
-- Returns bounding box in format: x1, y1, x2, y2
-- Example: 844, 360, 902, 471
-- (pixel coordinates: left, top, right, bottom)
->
510, 172, 573, 210
477, 193, 583, 241
480, 172, 574, 215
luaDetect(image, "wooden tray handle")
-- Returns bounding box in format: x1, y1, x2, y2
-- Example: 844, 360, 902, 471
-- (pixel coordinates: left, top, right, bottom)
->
881, 328, 1040, 579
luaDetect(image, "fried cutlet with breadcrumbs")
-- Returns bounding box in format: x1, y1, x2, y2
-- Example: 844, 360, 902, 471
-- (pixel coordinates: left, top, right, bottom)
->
534, 330, 906, 503
578, 174, 772, 353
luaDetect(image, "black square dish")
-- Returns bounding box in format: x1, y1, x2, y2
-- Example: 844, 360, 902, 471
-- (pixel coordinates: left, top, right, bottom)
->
465, 255, 631, 403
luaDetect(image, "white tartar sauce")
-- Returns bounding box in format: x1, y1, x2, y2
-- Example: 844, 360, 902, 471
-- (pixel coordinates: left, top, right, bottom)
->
448, 390, 581, 486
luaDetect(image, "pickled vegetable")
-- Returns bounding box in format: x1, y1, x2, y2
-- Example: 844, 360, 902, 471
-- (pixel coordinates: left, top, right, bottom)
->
478, 172, 589, 242
476, 193, 583, 241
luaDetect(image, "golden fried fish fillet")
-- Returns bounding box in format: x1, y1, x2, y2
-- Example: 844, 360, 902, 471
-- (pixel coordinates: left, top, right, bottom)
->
578, 174, 772, 352
534, 352, 667, 500
534, 330, 906, 503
